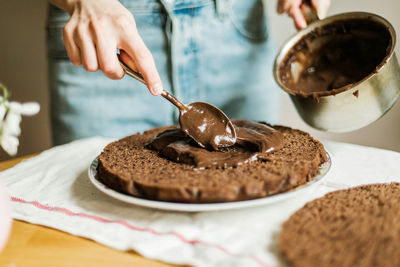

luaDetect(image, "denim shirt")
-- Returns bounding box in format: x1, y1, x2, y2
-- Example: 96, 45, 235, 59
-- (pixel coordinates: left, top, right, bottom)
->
47, 0, 281, 145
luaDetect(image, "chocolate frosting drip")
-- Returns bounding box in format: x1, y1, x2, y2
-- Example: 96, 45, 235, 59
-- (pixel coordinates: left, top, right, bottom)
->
148, 120, 283, 169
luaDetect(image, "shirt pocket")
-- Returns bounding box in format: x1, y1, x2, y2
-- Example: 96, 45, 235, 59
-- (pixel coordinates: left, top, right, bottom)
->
227, 0, 269, 42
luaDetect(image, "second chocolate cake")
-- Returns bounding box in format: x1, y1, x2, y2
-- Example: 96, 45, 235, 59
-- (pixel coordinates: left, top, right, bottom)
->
279, 183, 400, 267
97, 120, 327, 203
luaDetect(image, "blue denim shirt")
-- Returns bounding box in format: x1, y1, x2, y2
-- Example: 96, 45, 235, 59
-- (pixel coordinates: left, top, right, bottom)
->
47, 0, 281, 145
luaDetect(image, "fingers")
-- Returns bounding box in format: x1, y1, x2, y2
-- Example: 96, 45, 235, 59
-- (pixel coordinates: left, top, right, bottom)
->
74, 24, 99, 72
64, 17, 125, 79
92, 23, 125, 79
96, 46, 124, 79
63, 20, 82, 66
119, 50, 138, 72
64, 11, 99, 71
311, 0, 330, 19
277, 0, 330, 30
61, 1, 163, 91
121, 31, 164, 96
277, 0, 291, 14
290, 5, 307, 30
277, 0, 308, 30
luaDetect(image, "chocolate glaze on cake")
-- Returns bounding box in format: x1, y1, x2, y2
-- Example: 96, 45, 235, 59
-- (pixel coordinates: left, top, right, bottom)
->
97, 121, 327, 203
279, 183, 400, 267
148, 120, 283, 169
279, 18, 392, 98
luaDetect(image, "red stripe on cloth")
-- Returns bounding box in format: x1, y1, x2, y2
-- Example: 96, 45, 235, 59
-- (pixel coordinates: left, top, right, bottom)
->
11, 196, 271, 267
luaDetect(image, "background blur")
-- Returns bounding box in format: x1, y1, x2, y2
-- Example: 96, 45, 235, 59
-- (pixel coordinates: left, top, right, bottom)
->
0, 0, 399, 161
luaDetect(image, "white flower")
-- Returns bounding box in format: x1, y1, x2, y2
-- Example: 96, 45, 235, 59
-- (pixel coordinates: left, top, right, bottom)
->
9, 101, 40, 116
1, 134, 19, 156
0, 104, 5, 123
21, 102, 40, 116
0, 96, 40, 156
3, 111, 22, 137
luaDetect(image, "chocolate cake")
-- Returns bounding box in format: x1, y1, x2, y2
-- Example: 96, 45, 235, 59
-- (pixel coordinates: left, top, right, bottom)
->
96, 120, 327, 203
279, 183, 400, 267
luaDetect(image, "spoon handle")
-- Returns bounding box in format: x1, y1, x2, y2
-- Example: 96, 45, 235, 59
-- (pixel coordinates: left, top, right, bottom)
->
118, 56, 146, 84
161, 91, 188, 111
118, 55, 188, 111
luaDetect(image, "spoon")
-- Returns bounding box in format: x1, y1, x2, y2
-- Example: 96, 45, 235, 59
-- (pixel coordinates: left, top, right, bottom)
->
118, 55, 237, 150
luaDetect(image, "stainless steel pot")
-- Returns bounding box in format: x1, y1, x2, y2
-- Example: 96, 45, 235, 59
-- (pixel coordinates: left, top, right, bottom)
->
274, 12, 400, 132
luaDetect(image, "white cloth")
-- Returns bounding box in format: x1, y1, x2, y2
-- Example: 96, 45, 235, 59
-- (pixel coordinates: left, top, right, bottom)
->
2, 137, 400, 267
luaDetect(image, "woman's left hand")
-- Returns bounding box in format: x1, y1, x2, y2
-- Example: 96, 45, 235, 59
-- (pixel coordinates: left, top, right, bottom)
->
277, 0, 331, 30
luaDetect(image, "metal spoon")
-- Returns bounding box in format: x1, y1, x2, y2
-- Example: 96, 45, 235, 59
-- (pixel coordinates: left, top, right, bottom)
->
118, 56, 237, 150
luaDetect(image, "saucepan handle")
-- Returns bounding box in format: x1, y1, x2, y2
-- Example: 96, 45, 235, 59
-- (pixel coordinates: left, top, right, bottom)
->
301, 0, 320, 25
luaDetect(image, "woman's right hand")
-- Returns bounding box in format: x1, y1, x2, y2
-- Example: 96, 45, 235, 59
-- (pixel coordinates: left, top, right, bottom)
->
49, 0, 164, 95
277, 0, 331, 30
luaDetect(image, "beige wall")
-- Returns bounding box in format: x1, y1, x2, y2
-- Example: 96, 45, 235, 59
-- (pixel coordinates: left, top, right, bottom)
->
0, 0, 51, 161
0, 0, 399, 161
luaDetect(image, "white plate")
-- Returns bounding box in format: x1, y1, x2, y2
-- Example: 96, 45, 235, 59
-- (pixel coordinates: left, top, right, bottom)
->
88, 151, 331, 212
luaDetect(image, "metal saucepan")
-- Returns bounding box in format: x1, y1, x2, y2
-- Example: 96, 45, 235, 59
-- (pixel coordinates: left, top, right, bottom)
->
274, 12, 400, 132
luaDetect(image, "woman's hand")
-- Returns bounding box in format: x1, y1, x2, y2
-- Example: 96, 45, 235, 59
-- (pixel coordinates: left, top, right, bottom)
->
49, 0, 163, 95
277, 0, 331, 30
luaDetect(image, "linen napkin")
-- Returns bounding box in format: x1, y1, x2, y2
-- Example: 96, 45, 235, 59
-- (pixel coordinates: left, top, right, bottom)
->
2, 137, 400, 267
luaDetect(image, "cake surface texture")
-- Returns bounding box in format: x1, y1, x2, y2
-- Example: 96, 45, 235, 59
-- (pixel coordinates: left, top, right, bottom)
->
96, 122, 327, 203
279, 183, 400, 267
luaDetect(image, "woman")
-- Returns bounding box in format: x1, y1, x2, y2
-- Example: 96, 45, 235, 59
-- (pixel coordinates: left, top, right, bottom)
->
47, 0, 330, 145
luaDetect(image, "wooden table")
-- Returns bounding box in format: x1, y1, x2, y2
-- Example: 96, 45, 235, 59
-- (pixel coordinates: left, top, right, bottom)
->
0, 156, 176, 267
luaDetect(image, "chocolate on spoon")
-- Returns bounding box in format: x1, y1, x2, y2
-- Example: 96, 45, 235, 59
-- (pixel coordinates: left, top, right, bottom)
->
162, 92, 236, 150
118, 55, 237, 150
